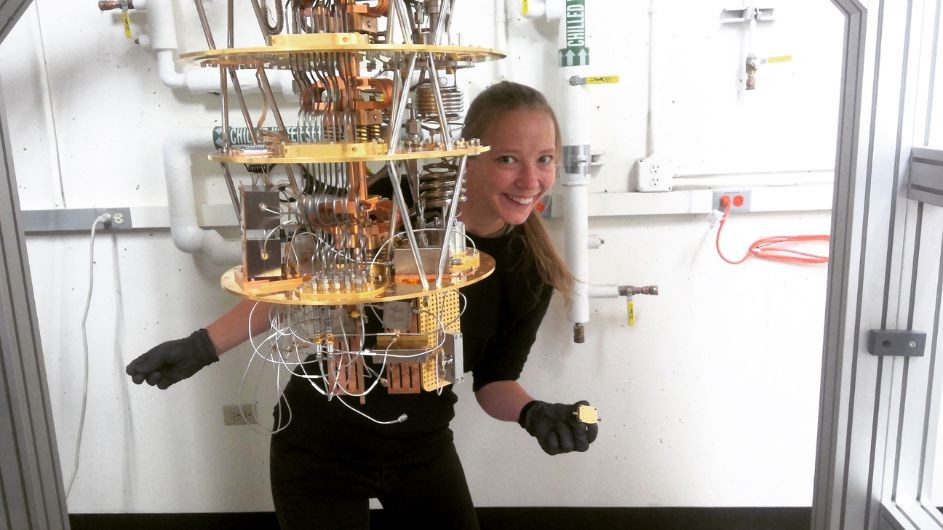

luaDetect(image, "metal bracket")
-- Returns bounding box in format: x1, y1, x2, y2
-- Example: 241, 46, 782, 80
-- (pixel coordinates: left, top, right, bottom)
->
867, 330, 927, 357
721, 7, 775, 24
909, 146, 943, 207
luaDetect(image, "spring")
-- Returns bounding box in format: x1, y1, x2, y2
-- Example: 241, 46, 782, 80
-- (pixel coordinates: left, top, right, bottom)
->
355, 124, 383, 142
415, 81, 463, 119
263, 0, 284, 35
418, 161, 463, 221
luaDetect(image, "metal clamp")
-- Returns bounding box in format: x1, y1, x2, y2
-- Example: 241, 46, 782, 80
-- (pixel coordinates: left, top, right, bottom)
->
867, 330, 926, 357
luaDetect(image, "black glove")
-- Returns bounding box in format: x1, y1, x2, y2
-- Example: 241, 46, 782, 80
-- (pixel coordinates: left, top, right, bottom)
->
126, 329, 218, 389
519, 400, 599, 455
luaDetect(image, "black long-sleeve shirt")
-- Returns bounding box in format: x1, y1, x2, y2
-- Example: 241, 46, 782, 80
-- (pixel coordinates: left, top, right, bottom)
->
273, 226, 553, 465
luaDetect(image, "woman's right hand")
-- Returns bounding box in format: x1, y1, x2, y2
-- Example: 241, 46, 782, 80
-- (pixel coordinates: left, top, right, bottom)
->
126, 329, 218, 389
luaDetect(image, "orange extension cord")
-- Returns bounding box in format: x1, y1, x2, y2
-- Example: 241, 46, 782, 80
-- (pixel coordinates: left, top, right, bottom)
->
714, 201, 830, 265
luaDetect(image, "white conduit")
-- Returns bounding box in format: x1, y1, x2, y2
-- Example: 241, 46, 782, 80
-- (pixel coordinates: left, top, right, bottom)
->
493, 0, 509, 80
556, 2, 592, 339
163, 128, 241, 264
144, 0, 294, 96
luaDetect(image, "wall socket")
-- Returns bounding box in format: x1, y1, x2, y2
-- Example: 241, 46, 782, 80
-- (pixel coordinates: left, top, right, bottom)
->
635, 157, 675, 192
712, 190, 752, 212
223, 404, 258, 426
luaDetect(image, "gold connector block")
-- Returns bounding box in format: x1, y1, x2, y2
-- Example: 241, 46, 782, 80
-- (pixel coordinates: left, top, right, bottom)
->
576, 404, 600, 424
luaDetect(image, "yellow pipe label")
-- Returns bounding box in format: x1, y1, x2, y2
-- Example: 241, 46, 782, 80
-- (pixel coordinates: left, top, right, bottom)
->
122, 12, 132, 39
586, 75, 619, 85
627, 298, 635, 326
522, 0, 529, 16
767, 54, 793, 63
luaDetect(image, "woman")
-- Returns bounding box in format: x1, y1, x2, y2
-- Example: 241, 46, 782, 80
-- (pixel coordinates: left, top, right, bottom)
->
126, 81, 598, 530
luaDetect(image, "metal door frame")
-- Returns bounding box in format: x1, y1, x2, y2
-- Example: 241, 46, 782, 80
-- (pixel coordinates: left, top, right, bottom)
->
0, 1, 71, 528
814, 0, 943, 528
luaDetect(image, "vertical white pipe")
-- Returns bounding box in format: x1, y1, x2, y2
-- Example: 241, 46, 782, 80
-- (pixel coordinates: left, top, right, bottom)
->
646, 0, 656, 158
555, 0, 592, 341
493, 0, 509, 80
163, 129, 241, 264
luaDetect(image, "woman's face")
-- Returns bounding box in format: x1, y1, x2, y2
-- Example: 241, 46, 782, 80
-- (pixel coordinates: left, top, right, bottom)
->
461, 108, 557, 236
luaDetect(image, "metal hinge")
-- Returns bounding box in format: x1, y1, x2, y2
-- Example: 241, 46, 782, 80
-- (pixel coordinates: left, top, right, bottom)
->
867, 330, 927, 357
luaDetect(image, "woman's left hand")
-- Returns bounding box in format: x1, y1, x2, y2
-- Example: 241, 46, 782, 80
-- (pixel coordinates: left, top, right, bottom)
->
518, 400, 599, 455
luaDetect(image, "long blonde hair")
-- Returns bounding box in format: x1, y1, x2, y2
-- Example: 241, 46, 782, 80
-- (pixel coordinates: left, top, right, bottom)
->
462, 81, 574, 300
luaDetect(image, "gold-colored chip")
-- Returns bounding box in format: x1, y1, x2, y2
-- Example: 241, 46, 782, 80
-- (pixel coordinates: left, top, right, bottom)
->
576, 404, 600, 424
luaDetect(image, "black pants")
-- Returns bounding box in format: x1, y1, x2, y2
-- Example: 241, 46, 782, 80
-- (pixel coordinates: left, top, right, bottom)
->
270, 435, 480, 530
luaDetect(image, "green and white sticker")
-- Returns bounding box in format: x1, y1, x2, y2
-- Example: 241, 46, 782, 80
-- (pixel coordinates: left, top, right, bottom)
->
559, 0, 588, 67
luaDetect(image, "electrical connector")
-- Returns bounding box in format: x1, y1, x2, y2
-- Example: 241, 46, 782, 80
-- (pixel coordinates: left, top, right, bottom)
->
712, 190, 752, 212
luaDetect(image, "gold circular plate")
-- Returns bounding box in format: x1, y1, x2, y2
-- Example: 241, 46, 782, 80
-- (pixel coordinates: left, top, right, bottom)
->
221, 253, 495, 306
181, 34, 505, 67
210, 143, 488, 164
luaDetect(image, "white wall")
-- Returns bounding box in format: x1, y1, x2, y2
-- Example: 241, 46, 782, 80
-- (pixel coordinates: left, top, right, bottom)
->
1, 0, 842, 512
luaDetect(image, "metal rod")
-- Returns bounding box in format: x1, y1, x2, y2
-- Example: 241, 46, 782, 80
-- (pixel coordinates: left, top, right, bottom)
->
220, 68, 230, 150
228, 69, 259, 144
249, 0, 273, 45
220, 162, 242, 224
386, 0, 397, 43
425, 52, 453, 149
387, 161, 429, 290
435, 155, 467, 286
394, 0, 413, 43
227, 0, 234, 48
193, 0, 216, 49
256, 65, 300, 192
386, 53, 418, 151
433, 0, 451, 44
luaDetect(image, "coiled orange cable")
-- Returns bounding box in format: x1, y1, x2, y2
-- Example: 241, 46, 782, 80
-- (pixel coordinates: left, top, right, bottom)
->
715, 201, 829, 265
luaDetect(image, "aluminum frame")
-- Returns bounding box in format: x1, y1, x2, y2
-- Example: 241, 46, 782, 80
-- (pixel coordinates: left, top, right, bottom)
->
813, 0, 943, 529
0, 1, 71, 528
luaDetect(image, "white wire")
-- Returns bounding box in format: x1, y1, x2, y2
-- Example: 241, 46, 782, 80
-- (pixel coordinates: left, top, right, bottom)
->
67, 213, 112, 498
34, 2, 67, 208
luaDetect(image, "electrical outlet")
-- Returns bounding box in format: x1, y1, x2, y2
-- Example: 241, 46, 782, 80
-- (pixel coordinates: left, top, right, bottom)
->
712, 190, 752, 212
223, 404, 258, 425
635, 157, 675, 192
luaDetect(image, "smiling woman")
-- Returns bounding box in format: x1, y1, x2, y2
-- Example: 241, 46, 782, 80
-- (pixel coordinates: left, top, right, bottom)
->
124, 80, 596, 530
460, 81, 573, 300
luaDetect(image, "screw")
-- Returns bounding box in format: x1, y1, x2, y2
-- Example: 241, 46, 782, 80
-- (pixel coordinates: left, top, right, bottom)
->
909, 340, 918, 348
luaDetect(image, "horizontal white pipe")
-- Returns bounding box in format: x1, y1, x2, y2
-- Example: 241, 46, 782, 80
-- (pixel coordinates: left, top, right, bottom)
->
671, 171, 834, 190
675, 167, 834, 178
157, 51, 296, 96
146, 0, 295, 96
588, 285, 621, 298
163, 129, 240, 264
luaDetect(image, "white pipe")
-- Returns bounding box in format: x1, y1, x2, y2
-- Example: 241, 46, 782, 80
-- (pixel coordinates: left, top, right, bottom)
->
146, 0, 176, 51
588, 285, 621, 299
646, 0, 656, 158
520, 0, 546, 18
143, 0, 295, 96
493, 0, 508, 80
554, 0, 592, 338
163, 129, 241, 264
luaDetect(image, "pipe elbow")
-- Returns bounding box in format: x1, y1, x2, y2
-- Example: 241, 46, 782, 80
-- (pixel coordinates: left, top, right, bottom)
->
170, 224, 206, 254
157, 50, 186, 89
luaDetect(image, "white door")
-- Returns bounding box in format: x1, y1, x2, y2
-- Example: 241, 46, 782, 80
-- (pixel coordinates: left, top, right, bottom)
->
814, 0, 943, 528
